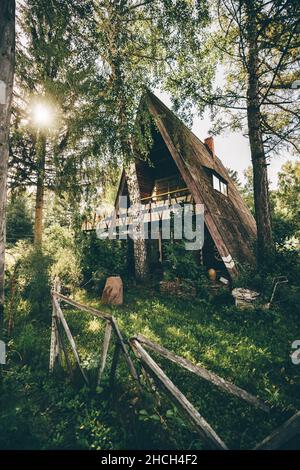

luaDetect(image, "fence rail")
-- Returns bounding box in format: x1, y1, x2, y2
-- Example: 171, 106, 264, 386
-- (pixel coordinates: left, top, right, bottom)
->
49, 278, 139, 388
49, 280, 300, 450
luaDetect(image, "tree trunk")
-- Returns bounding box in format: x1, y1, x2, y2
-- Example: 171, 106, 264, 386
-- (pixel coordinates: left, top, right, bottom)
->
0, 0, 15, 335
125, 163, 148, 281
245, 0, 274, 266
34, 132, 46, 245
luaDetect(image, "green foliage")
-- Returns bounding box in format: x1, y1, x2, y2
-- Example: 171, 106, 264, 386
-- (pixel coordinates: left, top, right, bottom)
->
162, 241, 208, 296
0, 365, 119, 450
75, 409, 116, 450
78, 231, 130, 293
272, 213, 298, 249
6, 193, 33, 244
17, 247, 53, 322
43, 224, 82, 291
273, 161, 300, 245
234, 248, 300, 315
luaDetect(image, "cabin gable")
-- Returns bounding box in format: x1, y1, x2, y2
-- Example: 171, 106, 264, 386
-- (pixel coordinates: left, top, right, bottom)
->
115, 91, 257, 277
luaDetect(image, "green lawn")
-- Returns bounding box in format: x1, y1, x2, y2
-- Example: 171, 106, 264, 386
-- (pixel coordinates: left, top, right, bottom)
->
1, 284, 300, 450
62, 285, 300, 449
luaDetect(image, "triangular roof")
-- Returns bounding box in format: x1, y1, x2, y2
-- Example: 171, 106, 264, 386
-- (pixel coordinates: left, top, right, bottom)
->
118, 91, 257, 276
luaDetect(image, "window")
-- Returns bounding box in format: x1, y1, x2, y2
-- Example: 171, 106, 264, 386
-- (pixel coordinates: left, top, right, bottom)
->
213, 174, 220, 191
152, 175, 187, 200
212, 173, 228, 196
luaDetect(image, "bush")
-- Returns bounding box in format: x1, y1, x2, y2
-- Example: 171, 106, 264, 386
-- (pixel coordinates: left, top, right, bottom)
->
77, 231, 129, 293
6, 193, 33, 244
43, 224, 82, 291
17, 247, 53, 322
234, 248, 300, 312
162, 241, 209, 297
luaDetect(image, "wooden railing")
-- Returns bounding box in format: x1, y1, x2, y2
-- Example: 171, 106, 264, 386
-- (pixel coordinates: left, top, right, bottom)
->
49, 279, 300, 450
49, 278, 139, 388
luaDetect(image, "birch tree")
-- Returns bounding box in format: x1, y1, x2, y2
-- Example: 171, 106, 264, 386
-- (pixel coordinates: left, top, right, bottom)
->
0, 0, 15, 333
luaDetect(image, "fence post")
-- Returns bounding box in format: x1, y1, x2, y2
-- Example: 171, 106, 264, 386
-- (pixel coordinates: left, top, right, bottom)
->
97, 320, 112, 387
49, 277, 61, 372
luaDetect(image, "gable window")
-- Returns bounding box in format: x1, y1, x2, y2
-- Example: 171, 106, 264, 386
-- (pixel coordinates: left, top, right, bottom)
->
212, 173, 228, 196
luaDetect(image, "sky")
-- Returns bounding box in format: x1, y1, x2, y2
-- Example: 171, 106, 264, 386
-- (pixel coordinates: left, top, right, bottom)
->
156, 90, 294, 189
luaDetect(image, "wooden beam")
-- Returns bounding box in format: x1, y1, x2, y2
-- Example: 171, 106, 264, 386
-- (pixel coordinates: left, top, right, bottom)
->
49, 295, 59, 372
97, 320, 112, 386
55, 317, 72, 375
53, 296, 89, 385
111, 316, 140, 386
53, 292, 112, 322
254, 411, 300, 450
131, 339, 228, 450
109, 342, 122, 390
135, 334, 269, 412
52, 292, 139, 387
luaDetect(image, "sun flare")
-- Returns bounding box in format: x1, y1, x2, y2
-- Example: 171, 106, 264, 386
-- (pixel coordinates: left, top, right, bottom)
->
31, 102, 54, 128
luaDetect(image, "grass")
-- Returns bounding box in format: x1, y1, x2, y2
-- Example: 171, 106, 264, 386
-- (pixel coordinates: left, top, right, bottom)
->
61, 284, 300, 449
1, 283, 300, 450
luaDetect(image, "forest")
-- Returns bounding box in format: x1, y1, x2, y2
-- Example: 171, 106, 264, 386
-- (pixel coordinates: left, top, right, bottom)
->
0, 0, 300, 454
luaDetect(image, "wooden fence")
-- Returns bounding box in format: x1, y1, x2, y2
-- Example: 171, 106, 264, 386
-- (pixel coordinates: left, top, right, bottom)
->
49, 281, 300, 450
49, 278, 139, 388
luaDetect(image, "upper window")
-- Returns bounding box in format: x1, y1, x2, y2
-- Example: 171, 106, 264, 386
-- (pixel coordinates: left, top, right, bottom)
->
152, 175, 186, 199
212, 173, 228, 196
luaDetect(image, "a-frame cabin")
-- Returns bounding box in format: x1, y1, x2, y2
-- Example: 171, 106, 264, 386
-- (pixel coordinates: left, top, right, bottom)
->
115, 91, 257, 279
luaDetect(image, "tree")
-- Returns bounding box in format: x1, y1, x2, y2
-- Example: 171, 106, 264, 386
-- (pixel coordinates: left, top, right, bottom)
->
164, 0, 300, 267
10, 0, 106, 245
11, 0, 211, 279
274, 160, 300, 244
88, 0, 211, 279
0, 0, 15, 333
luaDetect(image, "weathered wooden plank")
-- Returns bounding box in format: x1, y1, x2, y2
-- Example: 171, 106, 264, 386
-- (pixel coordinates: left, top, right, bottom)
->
49, 296, 59, 372
53, 291, 112, 322
53, 296, 89, 385
111, 316, 140, 385
254, 411, 300, 450
97, 320, 112, 386
55, 316, 72, 375
131, 339, 228, 450
109, 342, 121, 390
135, 334, 269, 412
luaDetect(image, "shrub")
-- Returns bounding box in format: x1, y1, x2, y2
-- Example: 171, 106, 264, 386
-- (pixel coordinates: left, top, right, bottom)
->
162, 241, 209, 297
6, 193, 33, 244
43, 224, 82, 291
77, 231, 129, 293
234, 248, 300, 312
17, 247, 53, 322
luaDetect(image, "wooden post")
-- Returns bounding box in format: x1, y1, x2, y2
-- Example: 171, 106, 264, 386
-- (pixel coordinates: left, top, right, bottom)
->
53, 295, 89, 385
55, 316, 72, 375
131, 339, 228, 450
49, 278, 61, 372
111, 316, 140, 386
53, 292, 112, 322
109, 341, 121, 390
97, 320, 112, 386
